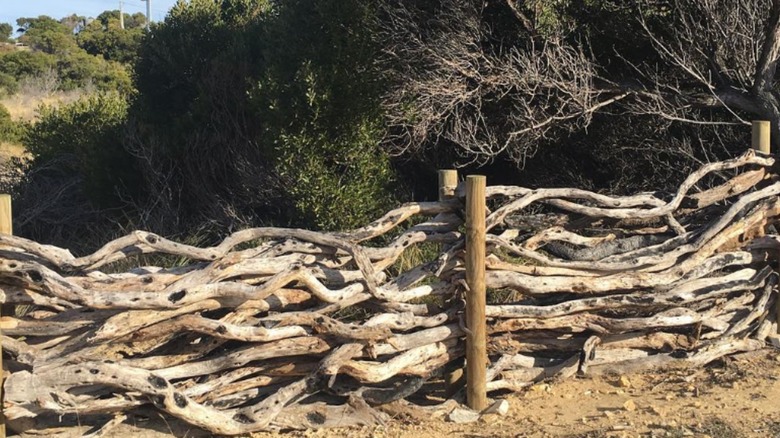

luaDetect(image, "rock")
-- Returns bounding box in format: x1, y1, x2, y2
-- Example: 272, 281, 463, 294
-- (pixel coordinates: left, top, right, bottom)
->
666, 420, 678, 428
767, 335, 780, 348
446, 368, 464, 385
649, 404, 665, 417
530, 383, 550, 392
618, 375, 632, 388
483, 399, 510, 416
610, 424, 634, 431
664, 393, 676, 401
623, 399, 637, 412
448, 407, 480, 424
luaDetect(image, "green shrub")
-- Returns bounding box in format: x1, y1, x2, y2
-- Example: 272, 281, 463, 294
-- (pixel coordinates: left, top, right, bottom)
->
23, 93, 140, 208
0, 72, 17, 96
0, 23, 12, 43
0, 51, 57, 80
276, 121, 394, 230
254, 0, 396, 230
16, 16, 78, 55
77, 11, 146, 63
130, 0, 396, 231
0, 104, 23, 142
56, 51, 133, 93
0, 28, 133, 95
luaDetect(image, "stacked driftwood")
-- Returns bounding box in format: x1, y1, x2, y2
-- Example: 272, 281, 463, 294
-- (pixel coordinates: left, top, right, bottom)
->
1, 150, 779, 435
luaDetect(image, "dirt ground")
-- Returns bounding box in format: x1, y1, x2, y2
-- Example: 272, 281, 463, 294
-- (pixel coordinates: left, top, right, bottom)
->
14, 348, 780, 438
250, 349, 780, 438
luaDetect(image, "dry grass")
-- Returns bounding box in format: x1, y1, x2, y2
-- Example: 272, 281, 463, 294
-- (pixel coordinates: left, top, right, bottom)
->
0, 84, 88, 161
1, 88, 85, 123
0, 141, 26, 160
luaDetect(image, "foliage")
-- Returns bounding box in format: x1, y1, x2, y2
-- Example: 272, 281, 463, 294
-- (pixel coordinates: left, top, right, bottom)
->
0, 72, 17, 96
6, 0, 778, 251
23, 93, 140, 208
254, 0, 394, 230
0, 104, 24, 143
130, 0, 395, 231
130, 0, 275, 232
56, 50, 133, 92
0, 23, 12, 43
0, 51, 56, 79
77, 11, 146, 63
59, 14, 89, 33
16, 16, 78, 55
0, 15, 135, 95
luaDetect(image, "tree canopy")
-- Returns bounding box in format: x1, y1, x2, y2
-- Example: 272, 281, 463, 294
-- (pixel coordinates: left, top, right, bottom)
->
0, 23, 12, 43
0, 13, 135, 96
78, 11, 146, 63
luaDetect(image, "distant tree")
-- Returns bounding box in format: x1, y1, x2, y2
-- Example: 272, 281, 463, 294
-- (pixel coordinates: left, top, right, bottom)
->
16, 16, 77, 54
59, 14, 88, 33
92, 10, 146, 29
77, 11, 145, 63
0, 51, 57, 79
0, 23, 12, 43
56, 50, 132, 92
126, 12, 148, 29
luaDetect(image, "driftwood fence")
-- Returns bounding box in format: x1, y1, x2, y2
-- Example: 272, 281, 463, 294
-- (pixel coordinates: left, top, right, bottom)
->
1, 123, 780, 436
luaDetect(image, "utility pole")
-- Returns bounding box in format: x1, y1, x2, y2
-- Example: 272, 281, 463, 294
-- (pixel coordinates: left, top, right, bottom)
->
146, 0, 152, 30
119, 0, 125, 29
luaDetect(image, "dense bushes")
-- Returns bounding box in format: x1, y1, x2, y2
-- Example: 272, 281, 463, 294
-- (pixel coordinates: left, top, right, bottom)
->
130, 0, 396, 232
6, 0, 769, 251
77, 11, 146, 63
253, 0, 394, 230
23, 93, 139, 208
0, 51, 57, 84
8, 1, 398, 248
0, 15, 133, 96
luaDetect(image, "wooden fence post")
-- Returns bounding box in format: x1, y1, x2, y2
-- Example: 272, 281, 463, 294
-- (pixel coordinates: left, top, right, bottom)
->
752, 120, 771, 154
0, 194, 9, 437
438, 169, 458, 201
465, 175, 487, 411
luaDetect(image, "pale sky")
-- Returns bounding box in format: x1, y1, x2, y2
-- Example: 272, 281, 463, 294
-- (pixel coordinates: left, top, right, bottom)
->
0, 0, 178, 27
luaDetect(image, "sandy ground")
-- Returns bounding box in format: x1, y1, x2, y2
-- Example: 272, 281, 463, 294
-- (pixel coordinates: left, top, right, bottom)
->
250, 349, 780, 438
15, 348, 778, 438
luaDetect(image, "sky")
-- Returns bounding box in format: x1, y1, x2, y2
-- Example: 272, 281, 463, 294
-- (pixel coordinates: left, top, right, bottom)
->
0, 0, 179, 27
